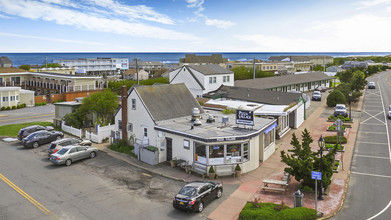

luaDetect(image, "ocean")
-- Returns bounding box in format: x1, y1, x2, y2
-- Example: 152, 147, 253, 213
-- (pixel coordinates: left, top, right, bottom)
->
1, 52, 390, 67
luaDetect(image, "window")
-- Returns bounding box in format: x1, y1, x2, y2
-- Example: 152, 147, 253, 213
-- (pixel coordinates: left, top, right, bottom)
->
3, 96, 8, 102
11, 77, 20, 85
262, 66, 265, 70
243, 143, 249, 161
132, 99, 136, 110
184, 139, 190, 150
267, 66, 269, 70
209, 144, 224, 159
143, 127, 148, 138
264, 129, 275, 148
213, 77, 216, 83
10, 96, 15, 101
223, 76, 227, 82
69, 148, 77, 154
209, 77, 213, 84
118, 120, 122, 130
194, 142, 206, 164
0, 77, 3, 83
127, 123, 133, 132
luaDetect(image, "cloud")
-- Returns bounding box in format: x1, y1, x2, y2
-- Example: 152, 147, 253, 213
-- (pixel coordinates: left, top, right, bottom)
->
205, 18, 235, 29
356, 0, 391, 9
0, 13, 11, 18
236, 14, 391, 52
185, 0, 235, 29
0, 0, 199, 41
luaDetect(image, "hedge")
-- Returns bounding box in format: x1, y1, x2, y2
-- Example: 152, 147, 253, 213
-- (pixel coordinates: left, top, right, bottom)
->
239, 202, 317, 220
324, 135, 347, 144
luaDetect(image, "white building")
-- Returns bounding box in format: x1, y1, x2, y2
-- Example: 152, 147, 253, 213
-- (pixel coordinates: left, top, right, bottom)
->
114, 83, 276, 174
54, 58, 129, 75
0, 87, 35, 108
168, 64, 234, 97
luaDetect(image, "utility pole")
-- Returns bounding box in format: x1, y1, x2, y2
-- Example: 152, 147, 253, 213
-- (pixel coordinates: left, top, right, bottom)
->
253, 56, 255, 79
323, 56, 325, 72
134, 58, 139, 85
45, 56, 48, 67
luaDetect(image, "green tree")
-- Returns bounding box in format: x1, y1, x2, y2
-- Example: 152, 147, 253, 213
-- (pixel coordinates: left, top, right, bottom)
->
350, 70, 366, 92
335, 83, 361, 103
63, 107, 88, 129
41, 63, 62, 68
280, 129, 336, 189
18, 64, 31, 71
327, 90, 346, 107
336, 69, 353, 83
82, 89, 119, 126
232, 66, 251, 80
313, 65, 324, 71
254, 69, 274, 78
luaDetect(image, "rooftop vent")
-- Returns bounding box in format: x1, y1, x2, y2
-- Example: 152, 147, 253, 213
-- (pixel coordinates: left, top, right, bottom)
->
192, 108, 200, 121
222, 116, 229, 125
193, 118, 202, 126
206, 115, 215, 123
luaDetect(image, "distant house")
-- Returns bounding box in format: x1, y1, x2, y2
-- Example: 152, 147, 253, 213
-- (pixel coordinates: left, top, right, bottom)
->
326, 66, 344, 73
234, 72, 334, 92
180, 54, 228, 68
114, 83, 277, 173
341, 61, 368, 69
269, 55, 333, 66
0, 87, 35, 108
128, 61, 164, 72
0, 57, 12, 68
169, 64, 234, 97
204, 85, 306, 137
54, 58, 129, 75
123, 69, 149, 80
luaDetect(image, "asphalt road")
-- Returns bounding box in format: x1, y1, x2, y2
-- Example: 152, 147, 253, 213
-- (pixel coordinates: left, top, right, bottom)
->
334, 71, 391, 220
0, 105, 55, 126
0, 140, 238, 220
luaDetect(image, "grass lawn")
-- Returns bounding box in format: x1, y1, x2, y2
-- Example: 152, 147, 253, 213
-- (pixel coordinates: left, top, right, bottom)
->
0, 122, 53, 137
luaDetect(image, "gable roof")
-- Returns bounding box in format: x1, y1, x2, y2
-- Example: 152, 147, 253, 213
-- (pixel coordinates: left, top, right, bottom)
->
135, 83, 204, 122
0, 56, 12, 65
188, 64, 233, 75
170, 65, 205, 90
204, 85, 302, 105
234, 72, 334, 90
180, 54, 228, 64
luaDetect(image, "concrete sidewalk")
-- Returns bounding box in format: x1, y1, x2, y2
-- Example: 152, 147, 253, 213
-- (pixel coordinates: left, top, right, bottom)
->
94, 90, 363, 220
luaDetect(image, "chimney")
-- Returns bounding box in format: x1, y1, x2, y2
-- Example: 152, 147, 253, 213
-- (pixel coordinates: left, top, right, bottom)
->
121, 86, 128, 141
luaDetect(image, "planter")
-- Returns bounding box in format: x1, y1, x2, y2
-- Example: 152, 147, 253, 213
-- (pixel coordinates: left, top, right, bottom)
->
333, 160, 341, 173
209, 173, 216, 180
185, 165, 192, 174
170, 160, 177, 168
235, 171, 242, 178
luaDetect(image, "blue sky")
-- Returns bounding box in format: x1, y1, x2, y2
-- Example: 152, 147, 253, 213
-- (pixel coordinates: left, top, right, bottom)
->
0, 0, 390, 52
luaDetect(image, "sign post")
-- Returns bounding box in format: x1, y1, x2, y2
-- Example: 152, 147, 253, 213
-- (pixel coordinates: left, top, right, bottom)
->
312, 171, 322, 212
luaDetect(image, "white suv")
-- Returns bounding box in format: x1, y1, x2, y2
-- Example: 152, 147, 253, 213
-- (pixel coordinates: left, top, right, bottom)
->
334, 104, 348, 117
388, 105, 391, 119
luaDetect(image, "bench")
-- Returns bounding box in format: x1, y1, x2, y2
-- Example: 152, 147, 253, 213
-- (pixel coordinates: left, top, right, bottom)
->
215, 164, 236, 178
189, 163, 207, 178
281, 172, 291, 183
262, 179, 289, 194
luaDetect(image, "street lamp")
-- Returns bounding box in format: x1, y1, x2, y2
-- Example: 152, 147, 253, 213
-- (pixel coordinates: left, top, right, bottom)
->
348, 92, 352, 119
318, 135, 325, 200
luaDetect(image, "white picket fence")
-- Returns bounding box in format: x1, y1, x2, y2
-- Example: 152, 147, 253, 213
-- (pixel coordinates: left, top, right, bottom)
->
61, 121, 82, 138
85, 124, 115, 143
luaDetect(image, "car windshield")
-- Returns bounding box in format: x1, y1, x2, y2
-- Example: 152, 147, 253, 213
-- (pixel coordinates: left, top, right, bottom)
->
178, 186, 198, 197
335, 106, 345, 109
57, 148, 69, 155
314, 91, 321, 95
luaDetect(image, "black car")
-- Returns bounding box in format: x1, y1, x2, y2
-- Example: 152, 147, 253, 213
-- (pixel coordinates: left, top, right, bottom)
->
173, 181, 223, 212
22, 130, 64, 148
18, 125, 54, 141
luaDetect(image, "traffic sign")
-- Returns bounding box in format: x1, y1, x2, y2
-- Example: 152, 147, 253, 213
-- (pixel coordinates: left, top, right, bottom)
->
311, 171, 322, 180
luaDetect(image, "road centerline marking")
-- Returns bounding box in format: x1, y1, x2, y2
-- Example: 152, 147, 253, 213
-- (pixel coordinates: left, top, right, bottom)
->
0, 114, 54, 122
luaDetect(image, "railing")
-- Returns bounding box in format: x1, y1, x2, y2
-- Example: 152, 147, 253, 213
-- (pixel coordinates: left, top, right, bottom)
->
85, 124, 115, 143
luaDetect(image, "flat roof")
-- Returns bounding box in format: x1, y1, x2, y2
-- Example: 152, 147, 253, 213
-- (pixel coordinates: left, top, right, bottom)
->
54, 101, 82, 106
155, 110, 276, 142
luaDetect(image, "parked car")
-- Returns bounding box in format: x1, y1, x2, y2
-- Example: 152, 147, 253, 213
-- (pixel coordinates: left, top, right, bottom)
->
48, 138, 92, 156
22, 130, 64, 148
314, 86, 326, 92
50, 145, 98, 166
368, 82, 375, 89
18, 125, 54, 141
334, 104, 348, 117
388, 105, 391, 119
312, 91, 322, 101
173, 181, 223, 212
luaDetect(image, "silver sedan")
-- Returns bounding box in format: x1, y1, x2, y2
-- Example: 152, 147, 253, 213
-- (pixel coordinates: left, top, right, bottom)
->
50, 145, 98, 166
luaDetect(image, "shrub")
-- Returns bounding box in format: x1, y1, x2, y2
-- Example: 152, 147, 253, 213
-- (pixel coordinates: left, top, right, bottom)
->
1, 106, 6, 111
303, 186, 313, 192
324, 135, 347, 144
209, 166, 215, 173
328, 115, 336, 120
12, 106, 17, 110
239, 202, 317, 220
222, 108, 236, 114
6, 106, 11, 110
235, 164, 242, 171
22, 103, 26, 107
144, 146, 158, 152
325, 144, 344, 150
17, 105, 21, 109
53, 100, 64, 103
327, 90, 346, 107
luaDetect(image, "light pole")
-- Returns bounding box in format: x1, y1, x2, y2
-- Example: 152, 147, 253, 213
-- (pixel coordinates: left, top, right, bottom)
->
318, 135, 325, 200
348, 92, 352, 119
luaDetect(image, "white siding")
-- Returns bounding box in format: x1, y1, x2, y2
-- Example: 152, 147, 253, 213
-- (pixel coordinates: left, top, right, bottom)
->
295, 103, 305, 128
200, 73, 234, 94
170, 67, 204, 97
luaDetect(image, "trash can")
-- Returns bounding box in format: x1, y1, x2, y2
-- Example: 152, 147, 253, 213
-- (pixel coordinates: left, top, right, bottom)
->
293, 190, 304, 207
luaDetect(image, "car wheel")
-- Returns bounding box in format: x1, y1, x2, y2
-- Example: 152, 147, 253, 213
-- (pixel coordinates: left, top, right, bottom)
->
90, 151, 96, 158
65, 159, 72, 166
198, 202, 204, 212
56, 136, 62, 140
32, 142, 39, 148
216, 189, 222, 198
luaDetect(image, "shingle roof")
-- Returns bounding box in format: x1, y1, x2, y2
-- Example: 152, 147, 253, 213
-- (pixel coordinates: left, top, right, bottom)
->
188, 64, 233, 75
0, 56, 12, 65
180, 54, 228, 64
204, 85, 302, 105
135, 83, 204, 122
234, 72, 334, 90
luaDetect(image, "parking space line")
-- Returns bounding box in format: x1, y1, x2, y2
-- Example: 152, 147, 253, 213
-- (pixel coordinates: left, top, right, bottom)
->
359, 123, 386, 126
355, 155, 390, 160
351, 171, 391, 179
356, 141, 388, 145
